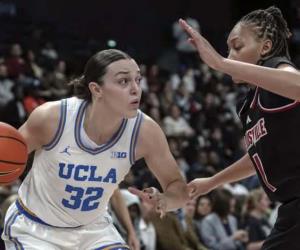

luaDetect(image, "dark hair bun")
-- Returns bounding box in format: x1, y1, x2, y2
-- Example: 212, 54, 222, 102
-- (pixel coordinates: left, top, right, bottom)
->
68, 75, 89, 99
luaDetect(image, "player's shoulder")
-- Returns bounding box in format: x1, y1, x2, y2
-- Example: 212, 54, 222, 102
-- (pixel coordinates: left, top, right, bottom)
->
19, 100, 65, 151
136, 113, 166, 156
265, 56, 298, 72
25, 100, 64, 139
29, 100, 62, 124
277, 63, 298, 73
139, 113, 162, 137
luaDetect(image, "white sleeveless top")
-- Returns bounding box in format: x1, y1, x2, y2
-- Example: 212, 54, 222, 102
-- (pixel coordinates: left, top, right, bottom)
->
18, 97, 143, 227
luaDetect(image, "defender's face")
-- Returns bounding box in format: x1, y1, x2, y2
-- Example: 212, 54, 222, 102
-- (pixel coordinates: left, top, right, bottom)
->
227, 23, 265, 83
101, 59, 142, 118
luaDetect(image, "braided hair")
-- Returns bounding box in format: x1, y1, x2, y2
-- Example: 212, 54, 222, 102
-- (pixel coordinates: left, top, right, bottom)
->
239, 6, 291, 64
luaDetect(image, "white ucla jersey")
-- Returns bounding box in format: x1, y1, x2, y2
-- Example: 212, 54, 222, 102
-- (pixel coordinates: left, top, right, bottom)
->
18, 97, 143, 227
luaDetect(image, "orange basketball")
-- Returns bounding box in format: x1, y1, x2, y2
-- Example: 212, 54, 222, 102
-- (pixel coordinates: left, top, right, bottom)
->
0, 122, 28, 184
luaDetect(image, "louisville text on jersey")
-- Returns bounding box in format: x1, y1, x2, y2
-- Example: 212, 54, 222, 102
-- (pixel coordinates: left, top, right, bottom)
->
245, 118, 268, 150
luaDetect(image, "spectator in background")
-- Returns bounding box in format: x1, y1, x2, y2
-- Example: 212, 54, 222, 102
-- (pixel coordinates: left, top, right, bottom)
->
147, 198, 208, 250
200, 189, 248, 250
24, 50, 43, 79
167, 136, 190, 178
243, 189, 272, 250
41, 42, 58, 61
151, 211, 187, 250
182, 68, 196, 93
139, 64, 149, 93
163, 104, 194, 138
194, 195, 212, 238
41, 59, 70, 101
5, 43, 25, 79
139, 193, 157, 250
159, 80, 174, 115
182, 198, 208, 250
22, 86, 46, 115
110, 189, 140, 250
0, 64, 14, 112
174, 83, 193, 116
147, 64, 161, 93
120, 189, 156, 250
50, 60, 69, 98
145, 92, 160, 110
0, 78, 26, 128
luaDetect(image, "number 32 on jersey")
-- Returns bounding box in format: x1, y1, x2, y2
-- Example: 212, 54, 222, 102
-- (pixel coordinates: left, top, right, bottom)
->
62, 185, 104, 211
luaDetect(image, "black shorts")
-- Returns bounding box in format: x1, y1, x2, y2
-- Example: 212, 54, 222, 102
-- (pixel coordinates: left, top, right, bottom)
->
262, 198, 300, 250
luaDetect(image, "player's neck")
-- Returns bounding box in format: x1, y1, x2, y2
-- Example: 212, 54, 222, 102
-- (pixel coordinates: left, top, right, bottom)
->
83, 102, 124, 145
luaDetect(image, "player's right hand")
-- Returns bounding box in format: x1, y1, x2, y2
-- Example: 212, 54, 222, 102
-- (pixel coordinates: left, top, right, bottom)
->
187, 177, 217, 199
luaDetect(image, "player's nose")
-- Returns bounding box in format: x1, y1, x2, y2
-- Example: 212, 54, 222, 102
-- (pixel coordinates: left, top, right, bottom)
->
130, 81, 140, 94
227, 50, 235, 60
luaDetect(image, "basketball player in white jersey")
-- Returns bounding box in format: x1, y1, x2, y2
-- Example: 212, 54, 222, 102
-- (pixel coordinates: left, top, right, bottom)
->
2, 49, 188, 250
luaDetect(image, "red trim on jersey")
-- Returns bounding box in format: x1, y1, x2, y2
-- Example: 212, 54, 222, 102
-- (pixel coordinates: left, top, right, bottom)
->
238, 99, 247, 118
250, 87, 259, 109
252, 154, 277, 192
257, 95, 300, 113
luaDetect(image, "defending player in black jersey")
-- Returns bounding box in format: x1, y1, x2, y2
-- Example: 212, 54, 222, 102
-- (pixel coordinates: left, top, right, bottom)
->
180, 6, 300, 250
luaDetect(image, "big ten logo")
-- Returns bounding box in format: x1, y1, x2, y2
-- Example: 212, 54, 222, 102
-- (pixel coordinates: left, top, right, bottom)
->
111, 151, 127, 159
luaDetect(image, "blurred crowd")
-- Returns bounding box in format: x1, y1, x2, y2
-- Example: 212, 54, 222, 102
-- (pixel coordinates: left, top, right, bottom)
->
0, 16, 281, 250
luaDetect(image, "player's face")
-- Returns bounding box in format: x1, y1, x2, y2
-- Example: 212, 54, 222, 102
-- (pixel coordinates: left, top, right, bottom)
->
101, 59, 142, 118
227, 23, 266, 83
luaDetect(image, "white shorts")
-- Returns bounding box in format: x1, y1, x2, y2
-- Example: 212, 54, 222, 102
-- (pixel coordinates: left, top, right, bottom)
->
2, 202, 129, 250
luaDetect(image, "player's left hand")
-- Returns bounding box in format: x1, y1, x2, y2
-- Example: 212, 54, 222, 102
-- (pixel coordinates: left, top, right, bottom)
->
179, 18, 224, 71
128, 187, 167, 218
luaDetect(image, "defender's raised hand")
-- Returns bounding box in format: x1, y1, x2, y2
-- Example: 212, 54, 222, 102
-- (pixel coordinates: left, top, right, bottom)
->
179, 19, 224, 71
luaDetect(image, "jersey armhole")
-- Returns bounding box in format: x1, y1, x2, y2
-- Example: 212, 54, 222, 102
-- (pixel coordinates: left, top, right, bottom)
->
257, 60, 299, 112
257, 95, 299, 113
43, 99, 67, 150
129, 111, 144, 165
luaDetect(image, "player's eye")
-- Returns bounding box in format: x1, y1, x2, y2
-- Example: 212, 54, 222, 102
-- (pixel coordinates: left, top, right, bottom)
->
135, 77, 142, 85
118, 78, 129, 86
233, 44, 243, 51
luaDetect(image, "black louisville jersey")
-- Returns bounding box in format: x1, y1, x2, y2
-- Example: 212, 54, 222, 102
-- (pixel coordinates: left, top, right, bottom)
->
237, 57, 300, 203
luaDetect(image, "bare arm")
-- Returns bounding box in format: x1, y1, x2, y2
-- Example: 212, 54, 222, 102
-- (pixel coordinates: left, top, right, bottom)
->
221, 61, 300, 100
133, 115, 188, 213
189, 154, 256, 199
246, 241, 264, 250
110, 189, 140, 250
179, 19, 300, 100
18, 101, 61, 153
211, 154, 255, 187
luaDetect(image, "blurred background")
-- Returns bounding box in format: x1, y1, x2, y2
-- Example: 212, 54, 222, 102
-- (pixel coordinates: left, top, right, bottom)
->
0, 0, 299, 249
1, 0, 300, 66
